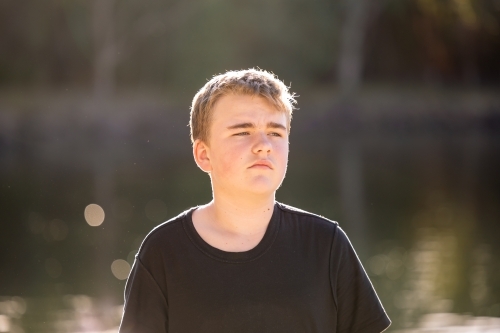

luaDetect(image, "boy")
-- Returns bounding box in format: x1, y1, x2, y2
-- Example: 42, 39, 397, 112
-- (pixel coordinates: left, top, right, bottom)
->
119, 69, 391, 333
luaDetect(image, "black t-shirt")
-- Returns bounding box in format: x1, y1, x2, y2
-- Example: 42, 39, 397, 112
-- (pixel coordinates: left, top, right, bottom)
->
119, 202, 391, 333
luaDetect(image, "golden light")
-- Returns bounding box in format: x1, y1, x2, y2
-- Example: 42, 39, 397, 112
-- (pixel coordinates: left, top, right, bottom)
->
66, 295, 92, 313
0, 315, 10, 332
84, 204, 105, 226
111, 259, 131, 280
10, 297, 27, 315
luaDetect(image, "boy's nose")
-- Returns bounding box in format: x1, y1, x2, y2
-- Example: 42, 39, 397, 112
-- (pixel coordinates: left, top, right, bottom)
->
252, 133, 272, 154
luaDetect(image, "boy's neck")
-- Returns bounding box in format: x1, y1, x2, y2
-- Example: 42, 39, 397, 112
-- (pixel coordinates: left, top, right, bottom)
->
207, 192, 275, 235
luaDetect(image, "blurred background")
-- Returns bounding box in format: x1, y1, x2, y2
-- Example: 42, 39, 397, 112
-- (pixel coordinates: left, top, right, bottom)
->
1, 0, 500, 332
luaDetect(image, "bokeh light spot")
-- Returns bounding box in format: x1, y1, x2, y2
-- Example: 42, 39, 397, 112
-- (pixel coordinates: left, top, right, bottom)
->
0, 315, 11, 332
66, 294, 92, 313
145, 199, 168, 222
127, 250, 138, 265
386, 259, 404, 280
84, 204, 105, 226
45, 219, 68, 241
111, 259, 131, 280
11, 297, 27, 315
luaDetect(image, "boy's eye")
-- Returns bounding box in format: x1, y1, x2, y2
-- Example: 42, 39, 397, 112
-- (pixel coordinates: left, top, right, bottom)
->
234, 132, 250, 136
269, 132, 282, 137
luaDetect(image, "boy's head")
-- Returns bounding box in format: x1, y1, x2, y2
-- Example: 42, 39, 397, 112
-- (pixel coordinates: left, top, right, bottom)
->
190, 68, 296, 145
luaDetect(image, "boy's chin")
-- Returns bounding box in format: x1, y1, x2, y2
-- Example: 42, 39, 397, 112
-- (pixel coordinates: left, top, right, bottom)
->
243, 180, 281, 196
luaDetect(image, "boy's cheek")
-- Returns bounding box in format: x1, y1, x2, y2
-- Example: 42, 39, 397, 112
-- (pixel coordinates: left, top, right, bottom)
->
215, 152, 242, 176
275, 145, 289, 165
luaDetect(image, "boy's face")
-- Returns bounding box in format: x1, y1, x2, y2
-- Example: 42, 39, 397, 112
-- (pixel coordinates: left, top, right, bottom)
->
194, 94, 289, 197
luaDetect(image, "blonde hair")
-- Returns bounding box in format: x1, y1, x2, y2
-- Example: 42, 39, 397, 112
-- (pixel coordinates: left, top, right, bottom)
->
190, 68, 296, 144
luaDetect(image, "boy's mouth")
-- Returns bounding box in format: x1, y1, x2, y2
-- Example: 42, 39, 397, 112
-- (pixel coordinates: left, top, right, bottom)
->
249, 160, 273, 169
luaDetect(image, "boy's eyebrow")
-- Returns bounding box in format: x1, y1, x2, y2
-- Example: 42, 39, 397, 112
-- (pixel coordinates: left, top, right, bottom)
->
267, 122, 287, 131
227, 122, 287, 130
227, 122, 255, 130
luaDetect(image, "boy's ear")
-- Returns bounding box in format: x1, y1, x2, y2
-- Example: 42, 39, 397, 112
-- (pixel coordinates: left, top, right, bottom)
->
193, 139, 212, 173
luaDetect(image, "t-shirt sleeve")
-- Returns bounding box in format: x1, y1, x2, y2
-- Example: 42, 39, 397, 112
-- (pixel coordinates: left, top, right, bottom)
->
119, 256, 169, 333
330, 226, 391, 333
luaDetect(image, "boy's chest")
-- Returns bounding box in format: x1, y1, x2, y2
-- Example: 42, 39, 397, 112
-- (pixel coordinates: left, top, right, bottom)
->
164, 243, 337, 333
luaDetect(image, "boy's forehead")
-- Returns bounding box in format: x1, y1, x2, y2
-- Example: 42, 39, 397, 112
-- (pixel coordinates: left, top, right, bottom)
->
211, 94, 286, 123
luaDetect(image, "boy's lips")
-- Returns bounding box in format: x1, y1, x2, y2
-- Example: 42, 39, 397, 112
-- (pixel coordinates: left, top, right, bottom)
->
249, 160, 273, 169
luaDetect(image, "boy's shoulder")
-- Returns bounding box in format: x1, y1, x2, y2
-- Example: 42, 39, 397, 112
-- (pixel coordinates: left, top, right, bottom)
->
276, 201, 339, 230
137, 206, 195, 252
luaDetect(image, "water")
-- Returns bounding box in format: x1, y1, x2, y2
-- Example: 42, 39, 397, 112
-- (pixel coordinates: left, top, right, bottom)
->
1, 95, 499, 332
